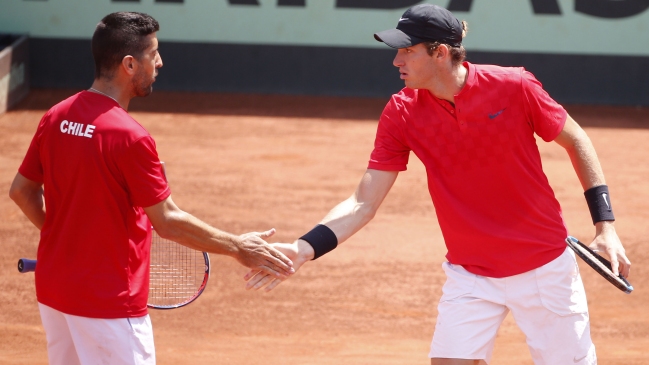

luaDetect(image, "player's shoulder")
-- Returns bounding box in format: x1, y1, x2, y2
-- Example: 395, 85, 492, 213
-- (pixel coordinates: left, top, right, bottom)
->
77, 93, 151, 139
390, 87, 421, 106
472, 62, 525, 75
471, 62, 528, 84
387, 88, 440, 118
103, 113, 152, 148
106, 107, 148, 135
45, 91, 84, 116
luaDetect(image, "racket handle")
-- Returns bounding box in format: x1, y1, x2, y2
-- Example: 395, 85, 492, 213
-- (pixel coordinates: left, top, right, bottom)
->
18, 258, 36, 273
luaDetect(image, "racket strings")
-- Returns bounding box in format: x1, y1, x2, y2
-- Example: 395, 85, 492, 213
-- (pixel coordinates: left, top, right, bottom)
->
149, 231, 208, 308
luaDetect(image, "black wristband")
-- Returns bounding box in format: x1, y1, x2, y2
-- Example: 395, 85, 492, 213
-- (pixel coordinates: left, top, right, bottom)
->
300, 224, 338, 260
584, 185, 615, 225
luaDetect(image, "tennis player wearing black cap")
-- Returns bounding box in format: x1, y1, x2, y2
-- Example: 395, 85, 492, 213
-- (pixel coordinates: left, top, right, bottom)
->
244, 4, 631, 365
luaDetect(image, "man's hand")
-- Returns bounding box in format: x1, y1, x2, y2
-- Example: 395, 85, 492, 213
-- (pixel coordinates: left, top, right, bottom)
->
590, 222, 631, 278
244, 239, 315, 292
234, 229, 296, 279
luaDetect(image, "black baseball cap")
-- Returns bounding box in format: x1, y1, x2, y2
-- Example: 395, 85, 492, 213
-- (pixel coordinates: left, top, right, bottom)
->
374, 4, 463, 49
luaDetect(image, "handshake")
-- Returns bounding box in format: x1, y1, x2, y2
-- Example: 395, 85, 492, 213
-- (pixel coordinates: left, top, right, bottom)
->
237, 228, 317, 292
236, 223, 339, 291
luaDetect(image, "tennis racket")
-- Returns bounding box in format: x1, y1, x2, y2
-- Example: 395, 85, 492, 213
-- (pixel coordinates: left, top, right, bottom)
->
565, 236, 633, 294
17, 228, 210, 309
147, 161, 210, 309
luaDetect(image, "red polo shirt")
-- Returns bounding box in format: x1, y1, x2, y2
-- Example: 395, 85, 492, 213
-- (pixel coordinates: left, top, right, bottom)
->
19, 91, 170, 318
369, 62, 568, 277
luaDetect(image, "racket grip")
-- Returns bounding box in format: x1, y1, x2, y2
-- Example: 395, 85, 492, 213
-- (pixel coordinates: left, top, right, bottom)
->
18, 258, 36, 273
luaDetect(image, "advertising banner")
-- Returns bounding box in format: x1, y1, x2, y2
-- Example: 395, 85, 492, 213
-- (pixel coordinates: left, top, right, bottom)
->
2, 0, 649, 56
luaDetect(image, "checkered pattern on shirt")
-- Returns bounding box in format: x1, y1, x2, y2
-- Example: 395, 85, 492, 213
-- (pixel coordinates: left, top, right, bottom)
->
367, 63, 568, 278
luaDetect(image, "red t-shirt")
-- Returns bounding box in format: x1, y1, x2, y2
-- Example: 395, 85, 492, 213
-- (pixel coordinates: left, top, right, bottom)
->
19, 91, 170, 318
369, 62, 568, 277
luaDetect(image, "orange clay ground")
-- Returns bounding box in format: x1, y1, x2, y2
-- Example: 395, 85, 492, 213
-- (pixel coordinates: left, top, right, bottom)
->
0, 89, 647, 365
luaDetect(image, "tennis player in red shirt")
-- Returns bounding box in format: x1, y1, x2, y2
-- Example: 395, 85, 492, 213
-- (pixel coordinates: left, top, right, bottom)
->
245, 4, 631, 365
9, 12, 293, 365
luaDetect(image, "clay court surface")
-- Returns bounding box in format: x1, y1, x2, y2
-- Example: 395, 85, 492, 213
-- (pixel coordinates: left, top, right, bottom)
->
0, 89, 647, 364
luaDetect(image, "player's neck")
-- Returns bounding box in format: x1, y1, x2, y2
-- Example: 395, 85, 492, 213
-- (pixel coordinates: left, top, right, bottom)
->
427, 63, 468, 105
89, 79, 131, 111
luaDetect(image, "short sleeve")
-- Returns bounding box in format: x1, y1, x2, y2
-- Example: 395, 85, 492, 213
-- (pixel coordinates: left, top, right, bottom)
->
18, 112, 50, 183
119, 136, 171, 208
368, 96, 411, 171
522, 70, 567, 142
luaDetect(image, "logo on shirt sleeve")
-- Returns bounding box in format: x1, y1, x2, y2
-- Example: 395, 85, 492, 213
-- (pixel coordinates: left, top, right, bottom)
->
60, 120, 96, 138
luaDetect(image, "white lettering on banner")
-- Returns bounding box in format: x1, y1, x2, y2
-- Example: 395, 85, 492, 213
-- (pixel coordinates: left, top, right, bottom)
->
59, 120, 95, 138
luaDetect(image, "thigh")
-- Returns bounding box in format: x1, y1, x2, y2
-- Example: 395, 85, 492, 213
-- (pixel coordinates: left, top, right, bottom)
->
38, 303, 82, 365
65, 314, 156, 365
509, 248, 595, 365
430, 263, 508, 363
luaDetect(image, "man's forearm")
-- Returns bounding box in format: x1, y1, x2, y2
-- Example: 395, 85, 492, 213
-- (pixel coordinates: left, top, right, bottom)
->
17, 192, 45, 230
319, 195, 378, 245
297, 169, 397, 262
317, 169, 397, 245
9, 174, 46, 230
154, 210, 241, 256
146, 196, 293, 277
565, 136, 606, 190
245, 170, 398, 290
555, 115, 606, 190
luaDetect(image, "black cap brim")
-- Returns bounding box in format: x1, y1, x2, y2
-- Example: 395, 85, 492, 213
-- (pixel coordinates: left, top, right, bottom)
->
374, 28, 426, 49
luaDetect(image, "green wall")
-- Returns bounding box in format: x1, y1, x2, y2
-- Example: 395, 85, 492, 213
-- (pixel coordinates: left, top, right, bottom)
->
2, 0, 649, 56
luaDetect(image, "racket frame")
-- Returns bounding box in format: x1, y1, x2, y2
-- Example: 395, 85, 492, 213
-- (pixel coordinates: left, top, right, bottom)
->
147, 229, 211, 309
565, 236, 633, 294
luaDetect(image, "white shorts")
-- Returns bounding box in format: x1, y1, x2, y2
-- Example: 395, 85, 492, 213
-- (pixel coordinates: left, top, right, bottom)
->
38, 303, 156, 365
429, 247, 596, 365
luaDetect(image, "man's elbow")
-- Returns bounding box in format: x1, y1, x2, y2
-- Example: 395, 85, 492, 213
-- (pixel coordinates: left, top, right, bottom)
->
8, 186, 17, 203
357, 203, 379, 224
555, 116, 590, 150
9, 174, 41, 205
152, 224, 176, 241
150, 212, 188, 242
9, 184, 26, 206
